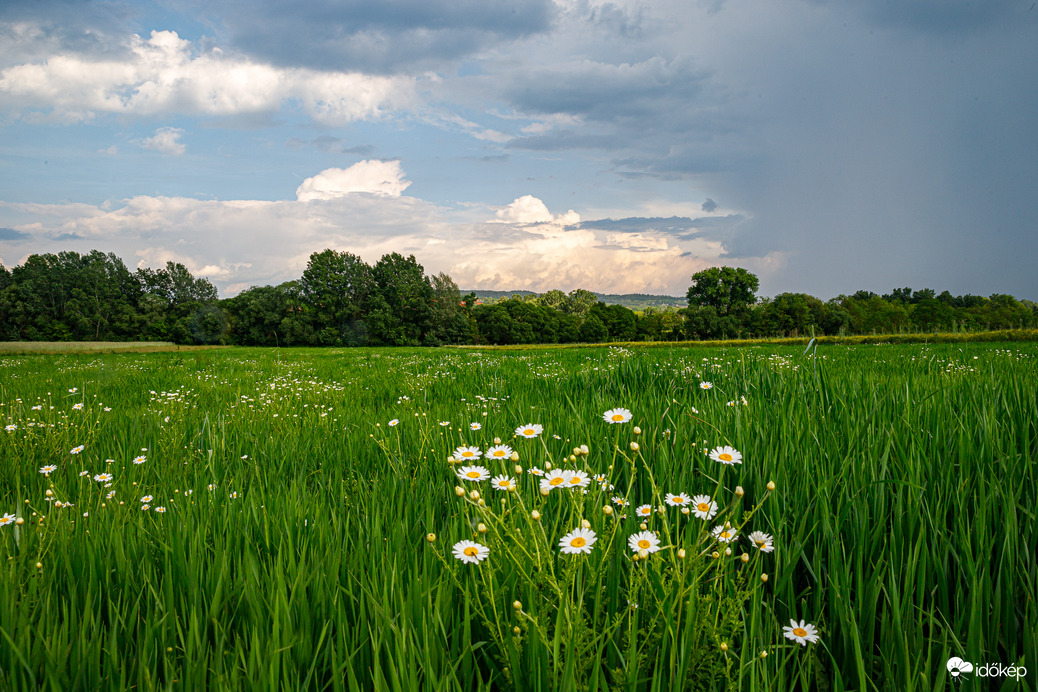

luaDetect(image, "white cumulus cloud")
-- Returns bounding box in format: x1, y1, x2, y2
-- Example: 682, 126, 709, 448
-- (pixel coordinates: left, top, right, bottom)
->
139, 126, 185, 155
296, 161, 412, 201
0, 28, 418, 125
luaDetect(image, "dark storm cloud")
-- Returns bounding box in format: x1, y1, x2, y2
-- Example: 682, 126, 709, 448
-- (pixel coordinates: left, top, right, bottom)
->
828, 0, 1026, 35
574, 214, 746, 242
701, 198, 717, 212
175, 0, 554, 73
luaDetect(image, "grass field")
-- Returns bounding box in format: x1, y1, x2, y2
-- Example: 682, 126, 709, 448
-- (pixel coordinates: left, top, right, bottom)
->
0, 343, 1034, 691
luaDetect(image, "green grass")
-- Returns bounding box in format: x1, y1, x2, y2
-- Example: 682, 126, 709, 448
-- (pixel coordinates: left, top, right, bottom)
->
0, 341, 228, 355
0, 343, 1034, 690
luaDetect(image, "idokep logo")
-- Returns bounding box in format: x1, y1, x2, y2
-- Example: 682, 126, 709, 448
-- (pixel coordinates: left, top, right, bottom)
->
947, 657, 974, 681
947, 657, 1028, 683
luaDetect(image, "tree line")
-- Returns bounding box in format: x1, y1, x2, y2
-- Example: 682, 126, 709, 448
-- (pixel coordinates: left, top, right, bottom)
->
0, 251, 1034, 345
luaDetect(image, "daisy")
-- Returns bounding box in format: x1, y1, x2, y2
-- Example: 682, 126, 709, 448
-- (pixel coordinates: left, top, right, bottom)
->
782, 619, 820, 646
4, 424, 16, 432
712, 525, 738, 543
1, 514, 16, 526
453, 446, 483, 461
141, 504, 150, 511
229, 492, 239, 499
72, 403, 84, 410
93, 473, 112, 482
154, 507, 167, 513
611, 496, 630, 507
602, 408, 633, 424
748, 531, 775, 553
528, 467, 544, 476
70, 445, 85, 454
665, 492, 692, 507
469, 422, 482, 431
566, 470, 591, 489
485, 444, 513, 459
635, 504, 653, 518
452, 540, 490, 564
79, 470, 90, 477
558, 527, 597, 554
388, 419, 399, 427
140, 495, 153, 503
515, 424, 543, 438
39, 465, 58, 475
540, 469, 571, 491
699, 381, 713, 390
491, 475, 516, 491
439, 421, 451, 427
132, 455, 147, 465
709, 446, 743, 465
457, 465, 491, 482
691, 495, 718, 520
627, 530, 661, 554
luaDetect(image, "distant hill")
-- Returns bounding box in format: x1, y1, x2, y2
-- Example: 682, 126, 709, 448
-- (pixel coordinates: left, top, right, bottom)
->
464, 290, 686, 311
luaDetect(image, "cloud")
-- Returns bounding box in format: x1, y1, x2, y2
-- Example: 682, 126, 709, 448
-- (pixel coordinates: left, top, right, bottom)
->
175, 0, 555, 73
139, 126, 185, 155
0, 28, 418, 124
0, 226, 29, 240
701, 198, 717, 212
295, 161, 412, 200
0, 184, 785, 297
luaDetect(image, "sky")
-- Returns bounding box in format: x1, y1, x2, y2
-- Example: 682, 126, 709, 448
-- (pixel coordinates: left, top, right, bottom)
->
1, 0, 1036, 300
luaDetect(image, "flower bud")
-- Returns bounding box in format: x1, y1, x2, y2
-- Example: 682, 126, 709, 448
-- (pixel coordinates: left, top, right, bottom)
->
677, 548, 686, 559
740, 553, 749, 563
455, 486, 465, 497
35, 562, 42, 569
569, 454, 577, 462
545, 462, 553, 470
510, 452, 519, 462
477, 523, 487, 534
15, 517, 23, 525
447, 456, 456, 464
638, 548, 649, 559
734, 486, 745, 498
531, 510, 541, 521
711, 551, 720, 559
631, 553, 639, 562
426, 533, 436, 543
720, 642, 728, 652
494, 437, 502, 445
633, 426, 641, 435
45, 489, 53, 497
581, 519, 591, 529
760, 573, 769, 583
513, 626, 521, 635
760, 651, 768, 659
603, 505, 614, 516
573, 447, 581, 456
766, 480, 776, 492
580, 445, 589, 455
514, 465, 523, 474
513, 600, 522, 611
477, 499, 485, 507
540, 487, 550, 496
469, 490, 480, 500
680, 506, 690, 515
639, 522, 648, 530
629, 442, 639, 451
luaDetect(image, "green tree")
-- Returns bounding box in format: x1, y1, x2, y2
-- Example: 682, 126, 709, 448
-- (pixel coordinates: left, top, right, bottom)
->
299, 249, 374, 345
686, 267, 759, 322
369, 253, 434, 346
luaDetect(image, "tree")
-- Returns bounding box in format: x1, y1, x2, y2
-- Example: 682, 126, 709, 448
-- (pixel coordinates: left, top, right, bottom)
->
686, 267, 759, 320
299, 249, 374, 345
370, 253, 434, 346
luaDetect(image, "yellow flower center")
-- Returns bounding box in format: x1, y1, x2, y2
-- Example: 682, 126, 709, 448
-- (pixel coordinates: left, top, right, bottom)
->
697, 503, 710, 512
550, 477, 565, 486
493, 451, 505, 457
792, 627, 807, 637
569, 477, 581, 484
718, 453, 733, 462
524, 429, 535, 435
462, 451, 474, 457
756, 540, 766, 548
498, 480, 510, 488
571, 537, 586, 547
611, 414, 624, 421
639, 508, 650, 515
466, 471, 481, 478
464, 547, 479, 557
672, 496, 685, 504
638, 539, 651, 549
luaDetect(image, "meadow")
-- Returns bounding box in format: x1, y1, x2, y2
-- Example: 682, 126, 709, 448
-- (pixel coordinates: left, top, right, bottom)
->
0, 343, 1034, 691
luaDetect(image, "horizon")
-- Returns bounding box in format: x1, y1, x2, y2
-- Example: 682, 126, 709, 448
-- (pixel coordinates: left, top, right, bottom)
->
2, 1, 1036, 301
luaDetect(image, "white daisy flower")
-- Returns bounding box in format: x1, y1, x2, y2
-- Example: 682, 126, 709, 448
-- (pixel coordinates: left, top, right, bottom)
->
491, 475, 516, 491
515, 424, 543, 438
388, 419, 399, 427
627, 530, 661, 554
602, 408, 633, 424
540, 469, 571, 491
709, 446, 743, 465
691, 495, 718, 520
469, 422, 482, 431
93, 473, 112, 482
699, 381, 713, 390
558, 527, 597, 554
453, 446, 483, 461
457, 465, 491, 482
748, 531, 775, 553
72, 403, 84, 411
611, 496, 630, 507
783, 619, 820, 646
0, 514, 16, 526
485, 444, 514, 459
439, 421, 451, 427
452, 540, 490, 564
39, 465, 58, 475
132, 455, 147, 465
4, 424, 16, 432
140, 495, 153, 503
635, 504, 653, 517
712, 525, 738, 543
566, 470, 591, 489
70, 445, 85, 454
528, 467, 544, 476
665, 492, 691, 507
